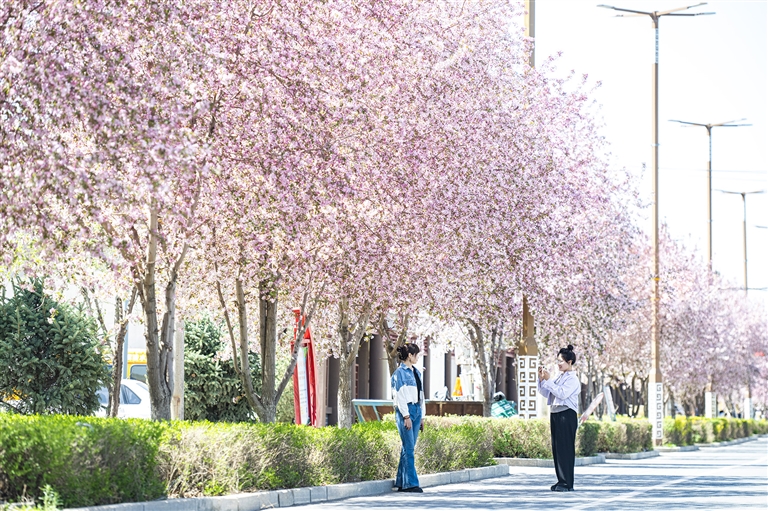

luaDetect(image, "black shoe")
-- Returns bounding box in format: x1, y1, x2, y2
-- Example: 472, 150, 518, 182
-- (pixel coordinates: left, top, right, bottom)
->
550, 483, 560, 491
399, 486, 423, 493
552, 485, 571, 492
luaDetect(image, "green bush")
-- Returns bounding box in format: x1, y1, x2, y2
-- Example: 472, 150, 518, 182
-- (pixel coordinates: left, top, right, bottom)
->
663, 415, 693, 446
417, 416, 495, 472
0, 415, 166, 508
159, 421, 316, 496
589, 417, 652, 454
664, 417, 768, 446
483, 416, 651, 458
749, 419, 768, 435
0, 279, 109, 415
576, 421, 600, 456
311, 421, 399, 485
485, 418, 552, 459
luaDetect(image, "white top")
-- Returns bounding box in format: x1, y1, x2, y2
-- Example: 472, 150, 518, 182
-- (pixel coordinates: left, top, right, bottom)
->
391, 363, 426, 418
538, 370, 580, 413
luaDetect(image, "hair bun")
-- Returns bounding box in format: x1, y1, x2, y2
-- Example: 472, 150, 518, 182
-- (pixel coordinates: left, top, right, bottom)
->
566, 344, 574, 351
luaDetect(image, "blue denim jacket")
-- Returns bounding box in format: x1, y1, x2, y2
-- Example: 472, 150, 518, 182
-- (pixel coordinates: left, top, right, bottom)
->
391, 363, 426, 418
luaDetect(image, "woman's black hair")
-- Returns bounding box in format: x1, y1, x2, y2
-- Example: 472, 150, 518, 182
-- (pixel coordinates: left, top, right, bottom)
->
558, 344, 576, 365
396, 342, 421, 361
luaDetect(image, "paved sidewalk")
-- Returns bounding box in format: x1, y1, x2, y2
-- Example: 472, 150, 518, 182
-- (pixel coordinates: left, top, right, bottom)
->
290, 437, 768, 510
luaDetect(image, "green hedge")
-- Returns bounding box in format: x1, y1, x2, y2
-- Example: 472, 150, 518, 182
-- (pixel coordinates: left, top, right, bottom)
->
663, 416, 768, 446
160, 420, 402, 496
0, 415, 492, 507
0, 415, 166, 508
2, 414, 765, 508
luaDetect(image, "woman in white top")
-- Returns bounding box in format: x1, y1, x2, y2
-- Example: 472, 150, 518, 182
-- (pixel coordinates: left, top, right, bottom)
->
538, 344, 580, 492
391, 343, 426, 493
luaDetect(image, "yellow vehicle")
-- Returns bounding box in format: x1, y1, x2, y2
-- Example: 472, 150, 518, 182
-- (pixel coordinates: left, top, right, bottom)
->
126, 349, 147, 383
105, 349, 147, 383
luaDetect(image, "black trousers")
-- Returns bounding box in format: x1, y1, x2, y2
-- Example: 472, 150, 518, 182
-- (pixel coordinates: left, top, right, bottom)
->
550, 408, 577, 489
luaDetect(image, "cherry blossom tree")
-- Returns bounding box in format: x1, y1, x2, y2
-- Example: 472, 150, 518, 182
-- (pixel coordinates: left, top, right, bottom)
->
2, 0, 217, 419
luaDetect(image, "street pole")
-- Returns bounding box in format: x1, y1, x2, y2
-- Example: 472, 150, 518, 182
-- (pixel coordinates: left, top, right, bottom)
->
525, 0, 535, 67
517, 0, 543, 420
599, 2, 713, 445
669, 119, 750, 265
742, 194, 747, 292
716, 189, 765, 294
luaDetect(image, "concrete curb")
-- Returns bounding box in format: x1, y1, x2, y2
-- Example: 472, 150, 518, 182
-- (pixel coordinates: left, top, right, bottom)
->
654, 434, 763, 452
603, 450, 660, 460
65, 465, 509, 511
494, 454, 605, 468
655, 445, 699, 452
695, 435, 758, 448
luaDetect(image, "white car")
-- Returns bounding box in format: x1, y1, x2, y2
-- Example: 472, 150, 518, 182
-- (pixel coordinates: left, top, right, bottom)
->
96, 379, 152, 419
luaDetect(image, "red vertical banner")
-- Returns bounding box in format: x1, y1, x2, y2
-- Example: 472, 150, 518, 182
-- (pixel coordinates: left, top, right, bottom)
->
292, 308, 318, 426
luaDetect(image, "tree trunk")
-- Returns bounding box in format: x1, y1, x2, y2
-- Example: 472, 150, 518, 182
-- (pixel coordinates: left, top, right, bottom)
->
141, 210, 166, 420
695, 390, 705, 416
109, 301, 124, 417
109, 290, 137, 417
640, 376, 649, 419
337, 353, 355, 427
378, 312, 409, 377
466, 319, 503, 418
668, 387, 676, 418
336, 298, 371, 428
615, 382, 627, 417
585, 358, 593, 412
597, 370, 604, 420
259, 280, 278, 418
217, 271, 321, 423
234, 278, 271, 421
140, 209, 187, 421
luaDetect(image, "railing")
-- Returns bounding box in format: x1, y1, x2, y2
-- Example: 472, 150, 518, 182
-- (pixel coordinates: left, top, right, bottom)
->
352, 399, 485, 422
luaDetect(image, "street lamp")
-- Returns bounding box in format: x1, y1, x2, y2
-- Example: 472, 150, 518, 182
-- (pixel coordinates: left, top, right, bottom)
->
715, 189, 765, 294
598, 2, 713, 445
669, 119, 751, 264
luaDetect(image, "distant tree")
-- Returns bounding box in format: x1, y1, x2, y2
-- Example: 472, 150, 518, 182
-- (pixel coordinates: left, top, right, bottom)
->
184, 317, 260, 423
0, 278, 108, 415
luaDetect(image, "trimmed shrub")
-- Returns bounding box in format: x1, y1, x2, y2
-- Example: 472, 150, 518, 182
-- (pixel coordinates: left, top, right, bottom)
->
664, 417, 767, 446
749, 419, 768, 435
484, 416, 651, 458
311, 421, 399, 485
487, 418, 552, 459
159, 416, 493, 498
0, 415, 166, 508
417, 416, 495, 472
663, 415, 693, 446
576, 421, 600, 456
590, 418, 652, 454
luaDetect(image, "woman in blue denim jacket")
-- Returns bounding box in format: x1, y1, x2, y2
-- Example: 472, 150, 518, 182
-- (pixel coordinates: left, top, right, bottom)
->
391, 342, 426, 493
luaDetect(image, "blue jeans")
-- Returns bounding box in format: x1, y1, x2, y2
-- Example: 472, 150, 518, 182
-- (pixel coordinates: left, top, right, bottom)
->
395, 403, 422, 489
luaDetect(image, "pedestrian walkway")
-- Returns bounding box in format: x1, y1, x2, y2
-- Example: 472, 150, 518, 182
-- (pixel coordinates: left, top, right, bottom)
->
291, 437, 768, 510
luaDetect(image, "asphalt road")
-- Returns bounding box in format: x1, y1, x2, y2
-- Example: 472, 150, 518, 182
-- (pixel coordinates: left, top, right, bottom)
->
293, 437, 768, 510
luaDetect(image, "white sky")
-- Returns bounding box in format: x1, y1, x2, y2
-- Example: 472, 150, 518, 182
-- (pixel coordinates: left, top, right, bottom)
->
526, 0, 767, 303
